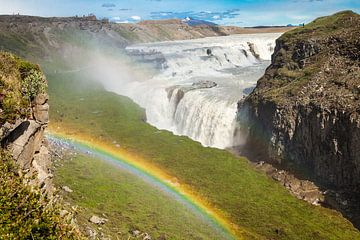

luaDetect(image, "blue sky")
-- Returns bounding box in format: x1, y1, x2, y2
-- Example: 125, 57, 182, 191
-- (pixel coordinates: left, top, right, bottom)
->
0, 0, 359, 26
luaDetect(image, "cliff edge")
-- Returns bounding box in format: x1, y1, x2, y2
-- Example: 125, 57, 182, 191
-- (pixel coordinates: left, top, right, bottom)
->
0, 51, 51, 192
0, 52, 79, 238
239, 11, 360, 189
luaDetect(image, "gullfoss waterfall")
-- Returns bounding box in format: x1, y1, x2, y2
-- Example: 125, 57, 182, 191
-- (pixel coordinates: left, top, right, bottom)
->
115, 33, 281, 149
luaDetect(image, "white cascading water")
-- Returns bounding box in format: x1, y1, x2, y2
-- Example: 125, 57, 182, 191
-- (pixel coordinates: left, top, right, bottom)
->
103, 33, 281, 149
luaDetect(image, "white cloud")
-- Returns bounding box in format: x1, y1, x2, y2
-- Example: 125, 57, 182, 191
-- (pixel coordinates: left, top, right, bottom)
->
116, 20, 130, 23
130, 15, 141, 21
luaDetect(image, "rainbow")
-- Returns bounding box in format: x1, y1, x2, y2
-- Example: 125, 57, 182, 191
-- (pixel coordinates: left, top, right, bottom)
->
48, 131, 245, 240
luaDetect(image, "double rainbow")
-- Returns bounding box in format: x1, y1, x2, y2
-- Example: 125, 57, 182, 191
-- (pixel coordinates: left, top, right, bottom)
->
48, 130, 245, 239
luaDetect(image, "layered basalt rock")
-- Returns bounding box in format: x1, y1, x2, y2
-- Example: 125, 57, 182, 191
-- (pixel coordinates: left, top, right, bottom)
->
238, 11, 360, 189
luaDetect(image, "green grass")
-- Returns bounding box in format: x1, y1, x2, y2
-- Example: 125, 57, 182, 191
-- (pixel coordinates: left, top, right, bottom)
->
55, 152, 232, 240
282, 10, 358, 41
46, 68, 360, 240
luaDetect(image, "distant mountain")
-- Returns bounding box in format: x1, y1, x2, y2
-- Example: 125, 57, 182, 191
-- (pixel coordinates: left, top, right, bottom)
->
181, 17, 217, 27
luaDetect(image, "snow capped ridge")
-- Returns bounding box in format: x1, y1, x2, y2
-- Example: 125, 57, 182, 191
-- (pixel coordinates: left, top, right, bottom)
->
181, 17, 217, 26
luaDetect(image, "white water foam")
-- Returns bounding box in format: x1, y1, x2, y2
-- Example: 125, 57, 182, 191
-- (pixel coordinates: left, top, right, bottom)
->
104, 33, 281, 149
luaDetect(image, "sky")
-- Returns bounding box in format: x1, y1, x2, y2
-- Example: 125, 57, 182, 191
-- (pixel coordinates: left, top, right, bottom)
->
0, 0, 359, 26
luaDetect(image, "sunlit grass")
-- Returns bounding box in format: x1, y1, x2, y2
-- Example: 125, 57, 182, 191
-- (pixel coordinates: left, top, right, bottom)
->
55, 153, 227, 239
47, 70, 360, 240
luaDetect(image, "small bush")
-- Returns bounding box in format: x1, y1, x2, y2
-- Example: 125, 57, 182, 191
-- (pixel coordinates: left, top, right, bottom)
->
22, 69, 47, 101
0, 52, 45, 124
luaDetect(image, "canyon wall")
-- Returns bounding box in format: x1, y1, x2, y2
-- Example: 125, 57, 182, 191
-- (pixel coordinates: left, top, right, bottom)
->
238, 11, 360, 189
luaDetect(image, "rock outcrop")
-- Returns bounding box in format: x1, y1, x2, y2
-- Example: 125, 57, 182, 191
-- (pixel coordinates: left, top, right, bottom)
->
0, 52, 81, 239
0, 52, 52, 193
238, 11, 360, 190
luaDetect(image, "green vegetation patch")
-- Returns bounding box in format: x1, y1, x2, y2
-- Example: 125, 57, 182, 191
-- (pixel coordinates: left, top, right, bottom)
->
0, 52, 46, 124
0, 149, 80, 239
253, 11, 360, 108
282, 10, 359, 41
55, 152, 229, 239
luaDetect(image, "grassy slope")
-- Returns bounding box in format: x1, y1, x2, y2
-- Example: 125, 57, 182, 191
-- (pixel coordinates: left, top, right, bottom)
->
46, 68, 360, 239
55, 152, 231, 240
252, 11, 360, 107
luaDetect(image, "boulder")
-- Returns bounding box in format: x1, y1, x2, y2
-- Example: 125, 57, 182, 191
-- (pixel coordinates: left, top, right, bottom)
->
89, 215, 108, 225
62, 186, 73, 193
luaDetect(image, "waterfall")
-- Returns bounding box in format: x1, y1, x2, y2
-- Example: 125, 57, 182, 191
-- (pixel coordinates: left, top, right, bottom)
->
109, 33, 281, 149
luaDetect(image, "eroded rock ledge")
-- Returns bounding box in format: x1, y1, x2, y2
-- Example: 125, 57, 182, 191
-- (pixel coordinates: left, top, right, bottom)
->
3, 94, 52, 193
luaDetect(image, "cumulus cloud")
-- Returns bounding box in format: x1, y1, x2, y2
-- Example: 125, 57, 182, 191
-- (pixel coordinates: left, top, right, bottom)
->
130, 15, 142, 21
150, 9, 241, 23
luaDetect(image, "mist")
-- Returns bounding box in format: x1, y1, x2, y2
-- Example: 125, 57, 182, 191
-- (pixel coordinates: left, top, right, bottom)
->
51, 32, 279, 149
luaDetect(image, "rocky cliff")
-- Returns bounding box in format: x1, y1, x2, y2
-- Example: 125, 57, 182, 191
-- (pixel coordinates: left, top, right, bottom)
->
238, 11, 360, 190
0, 52, 80, 238
0, 52, 52, 193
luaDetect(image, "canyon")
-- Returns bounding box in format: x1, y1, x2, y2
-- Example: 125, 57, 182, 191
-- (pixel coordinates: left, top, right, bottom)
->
0, 11, 359, 239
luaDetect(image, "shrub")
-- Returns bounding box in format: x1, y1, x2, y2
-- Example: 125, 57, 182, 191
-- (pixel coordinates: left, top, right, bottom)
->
22, 69, 47, 101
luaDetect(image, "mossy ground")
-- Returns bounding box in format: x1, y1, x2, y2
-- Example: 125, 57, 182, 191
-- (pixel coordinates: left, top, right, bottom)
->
252, 11, 360, 109
45, 66, 360, 239
55, 152, 230, 239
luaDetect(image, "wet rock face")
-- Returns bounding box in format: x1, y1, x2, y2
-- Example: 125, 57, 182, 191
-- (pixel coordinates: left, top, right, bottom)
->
286, 107, 360, 187
241, 102, 360, 188
238, 11, 360, 189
